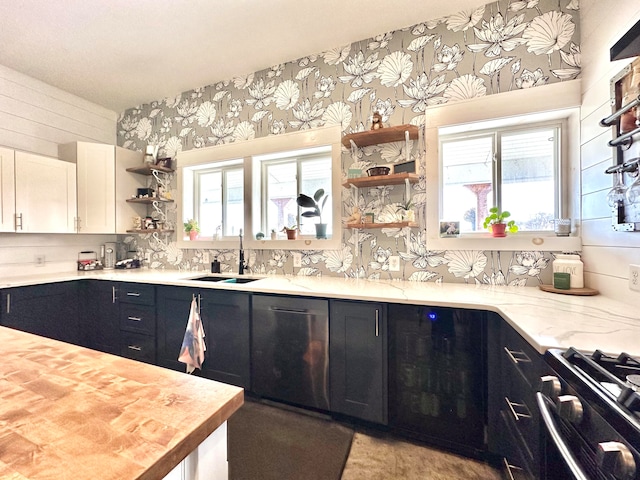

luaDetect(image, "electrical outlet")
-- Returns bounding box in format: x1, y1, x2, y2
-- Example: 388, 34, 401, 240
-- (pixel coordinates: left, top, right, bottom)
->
630, 264, 640, 292
388, 256, 400, 272
292, 252, 302, 268
203, 251, 210, 264
35, 254, 45, 266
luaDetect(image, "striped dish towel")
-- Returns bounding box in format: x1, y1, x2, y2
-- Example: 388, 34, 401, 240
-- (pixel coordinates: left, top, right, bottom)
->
178, 296, 206, 373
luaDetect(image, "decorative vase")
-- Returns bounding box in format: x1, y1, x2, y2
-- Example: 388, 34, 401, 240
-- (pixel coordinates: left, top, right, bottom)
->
315, 223, 327, 239
490, 223, 507, 237
189, 230, 198, 241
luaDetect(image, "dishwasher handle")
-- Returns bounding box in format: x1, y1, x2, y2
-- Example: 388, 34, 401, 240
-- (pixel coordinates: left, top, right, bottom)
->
268, 306, 309, 314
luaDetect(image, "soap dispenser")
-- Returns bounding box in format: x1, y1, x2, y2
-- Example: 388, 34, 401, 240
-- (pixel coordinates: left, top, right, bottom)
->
211, 256, 221, 273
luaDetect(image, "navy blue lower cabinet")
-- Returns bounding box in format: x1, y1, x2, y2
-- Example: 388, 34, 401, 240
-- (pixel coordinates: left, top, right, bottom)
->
156, 286, 250, 388
329, 299, 388, 425
1, 282, 79, 345
82, 280, 119, 354
388, 304, 487, 457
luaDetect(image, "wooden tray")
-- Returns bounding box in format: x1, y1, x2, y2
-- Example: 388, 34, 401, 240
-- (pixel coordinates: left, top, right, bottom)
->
538, 284, 599, 296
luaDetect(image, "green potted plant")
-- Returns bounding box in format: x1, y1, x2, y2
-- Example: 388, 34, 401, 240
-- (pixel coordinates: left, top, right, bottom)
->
296, 188, 329, 239
396, 199, 415, 222
184, 218, 200, 240
281, 225, 298, 240
482, 207, 518, 237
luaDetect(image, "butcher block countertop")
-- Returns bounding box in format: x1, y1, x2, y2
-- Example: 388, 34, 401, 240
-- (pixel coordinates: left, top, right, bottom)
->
0, 326, 243, 480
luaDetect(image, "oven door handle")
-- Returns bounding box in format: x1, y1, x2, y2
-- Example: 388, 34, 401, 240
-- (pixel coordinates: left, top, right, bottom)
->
536, 392, 590, 480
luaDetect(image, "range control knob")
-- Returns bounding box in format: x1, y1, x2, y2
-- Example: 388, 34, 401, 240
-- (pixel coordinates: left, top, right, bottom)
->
540, 375, 561, 399
597, 442, 636, 480
556, 395, 583, 424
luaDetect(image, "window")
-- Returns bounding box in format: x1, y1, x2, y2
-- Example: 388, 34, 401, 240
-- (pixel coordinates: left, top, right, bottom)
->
259, 147, 332, 236
182, 159, 243, 239
440, 122, 560, 233
177, 125, 342, 250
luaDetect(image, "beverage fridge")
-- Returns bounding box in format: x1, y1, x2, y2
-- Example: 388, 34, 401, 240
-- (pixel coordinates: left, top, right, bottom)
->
388, 304, 487, 456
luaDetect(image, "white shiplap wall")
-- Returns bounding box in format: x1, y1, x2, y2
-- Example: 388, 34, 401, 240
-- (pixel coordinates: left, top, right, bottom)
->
580, 1, 640, 306
0, 64, 118, 277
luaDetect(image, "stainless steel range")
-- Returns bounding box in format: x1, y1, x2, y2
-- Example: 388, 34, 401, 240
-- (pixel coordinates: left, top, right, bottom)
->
540, 348, 640, 480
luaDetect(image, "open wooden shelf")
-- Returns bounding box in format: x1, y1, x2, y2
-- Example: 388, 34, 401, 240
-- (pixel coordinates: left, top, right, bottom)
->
126, 165, 174, 175
341, 124, 419, 148
343, 172, 419, 189
126, 197, 174, 204
346, 221, 418, 229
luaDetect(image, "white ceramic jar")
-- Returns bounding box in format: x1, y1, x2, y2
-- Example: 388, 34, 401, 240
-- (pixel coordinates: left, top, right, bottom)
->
553, 254, 584, 289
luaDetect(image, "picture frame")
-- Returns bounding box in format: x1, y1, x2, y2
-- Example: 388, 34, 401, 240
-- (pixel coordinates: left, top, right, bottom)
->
439, 220, 460, 237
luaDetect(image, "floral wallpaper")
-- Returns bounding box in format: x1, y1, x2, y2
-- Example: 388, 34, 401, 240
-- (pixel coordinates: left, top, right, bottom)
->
117, 0, 580, 286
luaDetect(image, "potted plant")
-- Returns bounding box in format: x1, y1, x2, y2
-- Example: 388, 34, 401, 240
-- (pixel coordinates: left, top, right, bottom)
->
184, 218, 200, 241
296, 188, 329, 239
396, 200, 415, 222
482, 207, 518, 237
281, 225, 298, 240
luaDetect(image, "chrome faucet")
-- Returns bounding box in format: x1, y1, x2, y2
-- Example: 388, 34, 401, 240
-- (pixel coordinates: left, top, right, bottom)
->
238, 229, 246, 275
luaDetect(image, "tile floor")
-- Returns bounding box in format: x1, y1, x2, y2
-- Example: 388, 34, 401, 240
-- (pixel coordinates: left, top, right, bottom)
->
341, 431, 502, 480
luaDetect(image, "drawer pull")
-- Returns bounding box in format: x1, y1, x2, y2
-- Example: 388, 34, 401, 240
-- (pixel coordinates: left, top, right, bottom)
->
127, 316, 142, 322
502, 458, 524, 480
127, 345, 142, 351
504, 346, 531, 365
126, 292, 141, 297
505, 396, 532, 422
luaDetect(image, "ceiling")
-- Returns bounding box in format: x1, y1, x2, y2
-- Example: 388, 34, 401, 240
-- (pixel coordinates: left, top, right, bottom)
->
0, 0, 484, 113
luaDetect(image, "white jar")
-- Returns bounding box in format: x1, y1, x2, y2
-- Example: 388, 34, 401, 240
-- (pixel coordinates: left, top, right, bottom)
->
553, 254, 584, 289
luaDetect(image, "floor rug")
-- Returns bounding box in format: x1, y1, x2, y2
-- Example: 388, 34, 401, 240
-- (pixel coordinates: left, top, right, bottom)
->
227, 400, 354, 480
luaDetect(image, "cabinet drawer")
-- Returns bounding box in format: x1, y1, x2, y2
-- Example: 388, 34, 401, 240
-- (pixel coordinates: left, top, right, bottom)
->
502, 367, 541, 468
502, 324, 542, 388
118, 283, 155, 305
120, 304, 155, 335
499, 410, 535, 480
120, 332, 156, 364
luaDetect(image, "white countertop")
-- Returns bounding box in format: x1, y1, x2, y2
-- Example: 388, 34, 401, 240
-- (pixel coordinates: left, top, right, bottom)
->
2, 269, 638, 356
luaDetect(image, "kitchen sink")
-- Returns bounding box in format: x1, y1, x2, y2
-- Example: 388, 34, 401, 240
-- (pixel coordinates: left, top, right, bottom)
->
188, 275, 260, 284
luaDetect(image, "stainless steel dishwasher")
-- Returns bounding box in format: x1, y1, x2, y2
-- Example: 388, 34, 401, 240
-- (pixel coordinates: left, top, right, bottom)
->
251, 295, 330, 410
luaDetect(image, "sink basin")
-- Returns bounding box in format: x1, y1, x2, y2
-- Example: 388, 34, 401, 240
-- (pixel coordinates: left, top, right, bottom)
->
188, 276, 259, 284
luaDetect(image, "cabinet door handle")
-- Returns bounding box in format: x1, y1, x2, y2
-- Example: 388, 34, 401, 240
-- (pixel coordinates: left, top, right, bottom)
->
126, 292, 141, 297
505, 396, 532, 422
127, 345, 142, 351
503, 347, 531, 365
375, 309, 379, 337
112, 286, 117, 304
6, 293, 10, 314
75, 217, 82, 232
15, 213, 22, 231
127, 316, 142, 322
502, 458, 523, 480
269, 306, 309, 314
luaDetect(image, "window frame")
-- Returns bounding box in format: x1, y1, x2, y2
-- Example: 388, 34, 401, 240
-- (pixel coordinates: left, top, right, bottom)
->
439, 120, 563, 234
176, 125, 342, 251
258, 149, 333, 237
424, 80, 582, 252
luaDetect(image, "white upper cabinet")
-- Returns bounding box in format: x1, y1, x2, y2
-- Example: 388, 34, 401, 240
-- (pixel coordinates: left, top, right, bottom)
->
114, 146, 146, 234
59, 141, 116, 234
0, 147, 16, 232
15, 151, 76, 233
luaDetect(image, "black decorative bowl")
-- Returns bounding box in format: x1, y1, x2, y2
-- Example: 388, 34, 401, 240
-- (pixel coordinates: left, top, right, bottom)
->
367, 166, 390, 176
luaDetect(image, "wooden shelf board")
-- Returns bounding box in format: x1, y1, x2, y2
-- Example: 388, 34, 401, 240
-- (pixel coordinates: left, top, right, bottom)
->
347, 222, 417, 229
126, 165, 174, 175
342, 124, 419, 148
343, 172, 419, 188
126, 197, 174, 204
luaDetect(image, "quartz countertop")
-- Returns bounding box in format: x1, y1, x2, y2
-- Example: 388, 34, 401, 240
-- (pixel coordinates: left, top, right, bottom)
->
0, 326, 244, 480
2, 269, 639, 356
